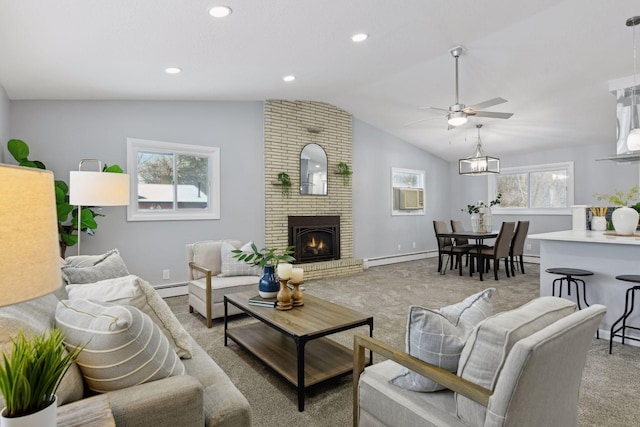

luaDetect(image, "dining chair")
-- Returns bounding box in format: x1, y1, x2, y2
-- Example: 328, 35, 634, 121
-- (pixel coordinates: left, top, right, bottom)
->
471, 222, 516, 280
433, 220, 469, 275
450, 220, 472, 268
509, 220, 530, 276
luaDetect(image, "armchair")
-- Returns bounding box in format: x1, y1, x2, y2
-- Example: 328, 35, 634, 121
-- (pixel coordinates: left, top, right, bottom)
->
354, 303, 605, 427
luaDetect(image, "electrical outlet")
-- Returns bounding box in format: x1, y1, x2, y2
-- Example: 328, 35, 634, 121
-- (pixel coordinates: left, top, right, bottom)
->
162, 269, 170, 280
526, 244, 532, 251
412, 241, 416, 249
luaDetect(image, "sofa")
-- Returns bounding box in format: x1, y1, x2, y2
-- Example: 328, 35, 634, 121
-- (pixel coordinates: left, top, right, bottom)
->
186, 240, 262, 328
0, 250, 252, 427
353, 296, 606, 427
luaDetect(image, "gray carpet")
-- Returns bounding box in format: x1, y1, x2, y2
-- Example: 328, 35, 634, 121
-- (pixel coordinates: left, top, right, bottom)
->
165, 258, 640, 427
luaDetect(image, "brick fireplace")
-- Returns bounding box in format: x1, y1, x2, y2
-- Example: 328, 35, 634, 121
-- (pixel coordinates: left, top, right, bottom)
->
263, 100, 363, 280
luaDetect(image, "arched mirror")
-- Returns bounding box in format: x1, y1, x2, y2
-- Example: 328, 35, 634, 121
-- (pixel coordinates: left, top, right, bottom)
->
300, 143, 327, 195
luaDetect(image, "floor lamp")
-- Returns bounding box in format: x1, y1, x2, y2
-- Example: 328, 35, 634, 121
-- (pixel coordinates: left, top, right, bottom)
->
69, 159, 129, 256
0, 164, 61, 306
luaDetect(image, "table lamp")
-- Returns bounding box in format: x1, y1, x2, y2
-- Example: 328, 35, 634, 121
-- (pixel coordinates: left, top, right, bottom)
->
0, 164, 62, 306
69, 159, 129, 255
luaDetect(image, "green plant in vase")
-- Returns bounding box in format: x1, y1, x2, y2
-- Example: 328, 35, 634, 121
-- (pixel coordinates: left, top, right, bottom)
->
233, 244, 296, 298
595, 186, 640, 235
277, 172, 292, 198
0, 329, 83, 419
337, 162, 352, 186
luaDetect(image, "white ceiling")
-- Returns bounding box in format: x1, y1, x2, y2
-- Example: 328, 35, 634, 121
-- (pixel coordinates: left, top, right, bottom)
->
0, 0, 638, 161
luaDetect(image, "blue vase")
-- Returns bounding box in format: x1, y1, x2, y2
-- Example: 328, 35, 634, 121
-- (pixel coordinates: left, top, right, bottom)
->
258, 265, 279, 298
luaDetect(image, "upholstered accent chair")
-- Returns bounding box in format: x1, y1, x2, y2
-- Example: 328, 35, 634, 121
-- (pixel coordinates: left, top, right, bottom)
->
354, 299, 606, 427
186, 240, 261, 327
509, 220, 530, 275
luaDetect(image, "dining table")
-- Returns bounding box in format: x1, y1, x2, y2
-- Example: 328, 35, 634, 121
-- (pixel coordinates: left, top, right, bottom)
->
436, 230, 498, 281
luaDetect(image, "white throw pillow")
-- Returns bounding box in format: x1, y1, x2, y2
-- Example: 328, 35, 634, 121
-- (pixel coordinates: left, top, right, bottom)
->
218, 241, 263, 277
66, 275, 192, 359
390, 288, 495, 392
55, 299, 185, 393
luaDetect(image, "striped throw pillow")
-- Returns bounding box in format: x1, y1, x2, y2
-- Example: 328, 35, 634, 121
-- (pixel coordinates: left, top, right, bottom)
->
55, 298, 185, 393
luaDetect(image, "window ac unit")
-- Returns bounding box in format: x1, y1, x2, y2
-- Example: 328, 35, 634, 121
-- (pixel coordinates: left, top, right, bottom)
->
394, 187, 424, 210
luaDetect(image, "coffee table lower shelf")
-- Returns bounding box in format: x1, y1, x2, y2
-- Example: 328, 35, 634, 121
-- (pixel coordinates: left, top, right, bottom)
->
227, 322, 366, 388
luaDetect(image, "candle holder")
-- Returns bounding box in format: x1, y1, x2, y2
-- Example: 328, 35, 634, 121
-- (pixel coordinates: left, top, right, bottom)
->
276, 278, 293, 311
291, 281, 304, 307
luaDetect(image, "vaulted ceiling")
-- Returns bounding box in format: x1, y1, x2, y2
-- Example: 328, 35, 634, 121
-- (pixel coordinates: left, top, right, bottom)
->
0, 0, 638, 161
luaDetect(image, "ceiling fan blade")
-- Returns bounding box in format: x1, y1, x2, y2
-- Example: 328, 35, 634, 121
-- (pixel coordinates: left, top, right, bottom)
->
472, 111, 514, 119
464, 97, 507, 112
419, 106, 450, 113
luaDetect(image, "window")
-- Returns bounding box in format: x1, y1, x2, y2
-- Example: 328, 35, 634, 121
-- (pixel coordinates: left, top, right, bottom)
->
391, 167, 425, 216
488, 162, 574, 215
126, 138, 220, 221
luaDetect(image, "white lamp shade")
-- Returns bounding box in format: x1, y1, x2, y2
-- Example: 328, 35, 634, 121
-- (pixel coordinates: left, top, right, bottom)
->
69, 171, 129, 206
0, 164, 62, 306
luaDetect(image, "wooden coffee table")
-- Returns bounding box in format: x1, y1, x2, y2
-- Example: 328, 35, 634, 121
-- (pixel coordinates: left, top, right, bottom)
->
224, 291, 373, 412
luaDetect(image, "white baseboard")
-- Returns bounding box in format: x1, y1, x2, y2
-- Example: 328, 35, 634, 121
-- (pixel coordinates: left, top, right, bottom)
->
155, 283, 188, 298
364, 251, 436, 268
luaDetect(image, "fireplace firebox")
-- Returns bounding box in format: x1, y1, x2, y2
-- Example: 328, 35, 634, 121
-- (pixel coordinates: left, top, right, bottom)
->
288, 216, 340, 264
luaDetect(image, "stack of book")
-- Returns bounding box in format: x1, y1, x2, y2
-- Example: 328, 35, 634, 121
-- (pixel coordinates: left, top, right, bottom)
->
248, 295, 277, 308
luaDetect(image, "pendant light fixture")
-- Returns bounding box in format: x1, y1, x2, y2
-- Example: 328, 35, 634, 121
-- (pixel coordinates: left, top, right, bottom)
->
627, 16, 640, 151
459, 124, 500, 175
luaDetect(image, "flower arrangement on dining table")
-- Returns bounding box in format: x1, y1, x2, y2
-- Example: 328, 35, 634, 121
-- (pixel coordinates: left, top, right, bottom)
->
462, 193, 502, 215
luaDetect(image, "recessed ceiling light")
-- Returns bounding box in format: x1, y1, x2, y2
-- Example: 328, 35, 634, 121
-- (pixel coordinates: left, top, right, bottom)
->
165, 67, 182, 74
283, 75, 296, 82
209, 6, 232, 18
351, 33, 368, 43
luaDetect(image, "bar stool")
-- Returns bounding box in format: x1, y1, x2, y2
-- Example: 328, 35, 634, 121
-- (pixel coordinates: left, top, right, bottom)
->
546, 267, 598, 338
609, 275, 640, 354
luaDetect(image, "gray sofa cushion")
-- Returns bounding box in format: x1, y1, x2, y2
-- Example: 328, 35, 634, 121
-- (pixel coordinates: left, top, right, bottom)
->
55, 299, 185, 393
391, 288, 494, 392
455, 296, 576, 426
62, 249, 129, 284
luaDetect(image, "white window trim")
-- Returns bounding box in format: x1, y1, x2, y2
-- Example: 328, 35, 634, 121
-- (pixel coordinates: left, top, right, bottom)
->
391, 167, 425, 216
126, 138, 220, 221
488, 161, 574, 215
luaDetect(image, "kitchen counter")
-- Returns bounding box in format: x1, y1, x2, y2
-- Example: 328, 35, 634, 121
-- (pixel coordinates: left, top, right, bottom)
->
530, 229, 640, 347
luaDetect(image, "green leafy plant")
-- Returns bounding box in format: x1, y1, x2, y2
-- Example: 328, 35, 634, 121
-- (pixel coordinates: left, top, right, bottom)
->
7, 139, 123, 257
462, 193, 502, 214
337, 162, 352, 185
595, 186, 640, 207
0, 329, 83, 418
232, 243, 295, 269
277, 172, 292, 198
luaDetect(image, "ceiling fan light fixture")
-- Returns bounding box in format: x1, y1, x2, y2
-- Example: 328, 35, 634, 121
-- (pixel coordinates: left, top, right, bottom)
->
447, 111, 467, 126
459, 124, 500, 176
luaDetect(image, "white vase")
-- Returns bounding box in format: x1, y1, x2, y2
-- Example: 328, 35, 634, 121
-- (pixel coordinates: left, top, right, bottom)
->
1, 396, 57, 427
611, 206, 639, 235
470, 213, 480, 232
591, 216, 607, 231
480, 207, 492, 232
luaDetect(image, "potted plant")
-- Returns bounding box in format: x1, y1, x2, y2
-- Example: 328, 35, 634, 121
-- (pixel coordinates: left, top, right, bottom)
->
461, 193, 501, 232
0, 329, 83, 426
277, 172, 292, 198
7, 139, 124, 257
595, 186, 640, 235
232, 244, 296, 298
337, 162, 352, 186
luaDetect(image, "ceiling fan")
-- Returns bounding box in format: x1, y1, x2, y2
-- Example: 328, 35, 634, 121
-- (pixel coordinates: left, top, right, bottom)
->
422, 46, 513, 129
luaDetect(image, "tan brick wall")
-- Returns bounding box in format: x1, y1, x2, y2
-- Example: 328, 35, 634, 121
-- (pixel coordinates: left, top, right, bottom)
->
264, 100, 362, 279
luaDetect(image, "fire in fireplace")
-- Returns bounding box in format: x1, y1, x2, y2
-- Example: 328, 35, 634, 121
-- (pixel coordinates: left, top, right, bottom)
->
288, 216, 340, 263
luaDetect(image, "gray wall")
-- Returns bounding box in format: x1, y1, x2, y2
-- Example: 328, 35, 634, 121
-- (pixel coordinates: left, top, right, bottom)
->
0, 85, 8, 162
352, 119, 450, 259
8, 101, 265, 285
449, 142, 640, 256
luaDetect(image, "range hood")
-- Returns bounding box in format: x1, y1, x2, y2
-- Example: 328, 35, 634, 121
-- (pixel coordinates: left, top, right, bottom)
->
598, 75, 640, 162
